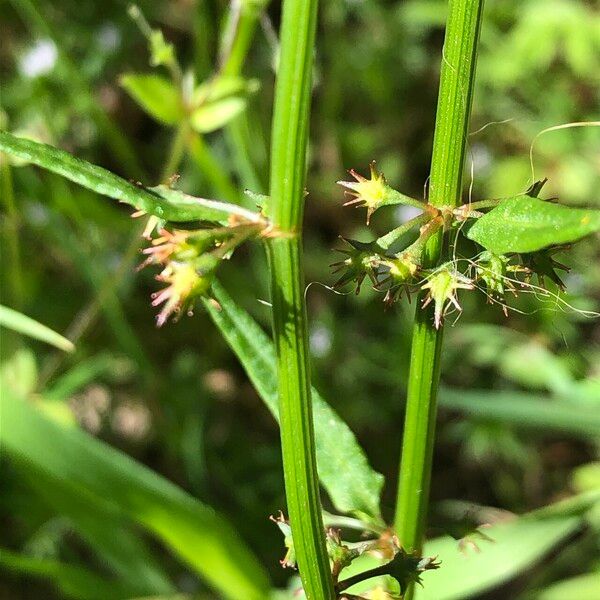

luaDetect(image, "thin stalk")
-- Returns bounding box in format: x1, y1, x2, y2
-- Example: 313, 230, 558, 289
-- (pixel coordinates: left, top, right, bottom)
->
220, 0, 270, 193
219, 0, 266, 77
0, 161, 24, 307
187, 132, 240, 203
160, 123, 189, 183
266, 0, 334, 596
377, 213, 432, 251
394, 2, 485, 594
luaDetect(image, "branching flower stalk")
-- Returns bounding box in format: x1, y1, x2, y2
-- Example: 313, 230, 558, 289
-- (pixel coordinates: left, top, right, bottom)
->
265, 0, 335, 595
394, 4, 485, 599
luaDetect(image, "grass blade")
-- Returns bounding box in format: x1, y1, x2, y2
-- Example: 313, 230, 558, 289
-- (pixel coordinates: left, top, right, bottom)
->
0, 305, 74, 352
19, 465, 175, 596
439, 388, 600, 439
0, 385, 271, 600
0, 549, 134, 600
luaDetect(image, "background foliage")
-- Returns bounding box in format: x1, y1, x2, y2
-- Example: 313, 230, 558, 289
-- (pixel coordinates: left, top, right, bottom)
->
1, 0, 599, 598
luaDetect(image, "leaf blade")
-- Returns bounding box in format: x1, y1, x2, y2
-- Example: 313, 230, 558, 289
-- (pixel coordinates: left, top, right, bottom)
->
467, 196, 600, 254
439, 388, 600, 439
120, 73, 184, 125
0, 305, 74, 352
0, 132, 236, 223
204, 281, 385, 522
0, 549, 134, 600
416, 514, 582, 600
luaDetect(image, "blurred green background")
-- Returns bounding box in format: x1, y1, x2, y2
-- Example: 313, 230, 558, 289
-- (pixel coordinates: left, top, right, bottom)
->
1, 0, 599, 598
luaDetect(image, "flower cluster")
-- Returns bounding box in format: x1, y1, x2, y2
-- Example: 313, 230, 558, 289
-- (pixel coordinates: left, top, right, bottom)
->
272, 512, 439, 597
338, 162, 426, 225
140, 216, 265, 326
334, 166, 575, 328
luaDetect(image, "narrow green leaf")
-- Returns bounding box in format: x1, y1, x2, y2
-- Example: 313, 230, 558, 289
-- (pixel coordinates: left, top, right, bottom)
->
0, 305, 74, 352
149, 185, 262, 224
416, 515, 582, 600
0, 549, 133, 600
20, 466, 175, 596
0, 386, 271, 600
467, 196, 600, 254
204, 281, 385, 523
45, 354, 117, 400
439, 388, 600, 439
120, 74, 184, 125
0, 132, 242, 223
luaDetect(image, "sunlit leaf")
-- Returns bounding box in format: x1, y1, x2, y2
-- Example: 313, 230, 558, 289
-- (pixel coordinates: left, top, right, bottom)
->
204, 281, 385, 523
0, 305, 74, 352
0, 385, 271, 600
0, 348, 38, 396
120, 74, 184, 125
416, 514, 582, 599
467, 196, 600, 254
190, 76, 258, 133
191, 97, 248, 133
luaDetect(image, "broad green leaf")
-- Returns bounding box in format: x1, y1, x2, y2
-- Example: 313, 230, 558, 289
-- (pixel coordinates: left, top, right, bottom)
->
537, 572, 600, 600
0, 549, 133, 600
190, 76, 258, 133
0, 132, 246, 223
467, 196, 600, 254
204, 281, 385, 523
0, 305, 74, 352
416, 515, 581, 599
120, 74, 184, 125
0, 386, 271, 600
439, 388, 600, 439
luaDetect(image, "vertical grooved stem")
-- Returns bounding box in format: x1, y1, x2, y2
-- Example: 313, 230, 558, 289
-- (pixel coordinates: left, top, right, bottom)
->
267, 0, 335, 596
394, 3, 485, 598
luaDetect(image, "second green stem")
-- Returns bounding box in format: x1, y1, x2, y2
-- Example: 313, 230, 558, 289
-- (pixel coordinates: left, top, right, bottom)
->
394, 2, 485, 593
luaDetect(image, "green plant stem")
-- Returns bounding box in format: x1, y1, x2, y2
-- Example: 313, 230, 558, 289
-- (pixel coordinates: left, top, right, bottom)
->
219, 0, 267, 77
161, 123, 189, 183
0, 161, 24, 308
394, 2, 484, 595
377, 213, 432, 251
187, 132, 240, 203
220, 0, 270, 194
266, 0, 334, 596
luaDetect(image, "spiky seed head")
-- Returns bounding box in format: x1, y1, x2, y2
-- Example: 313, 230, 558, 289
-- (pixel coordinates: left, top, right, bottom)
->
421, 266, 474, 328
338, 162, 389, 224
